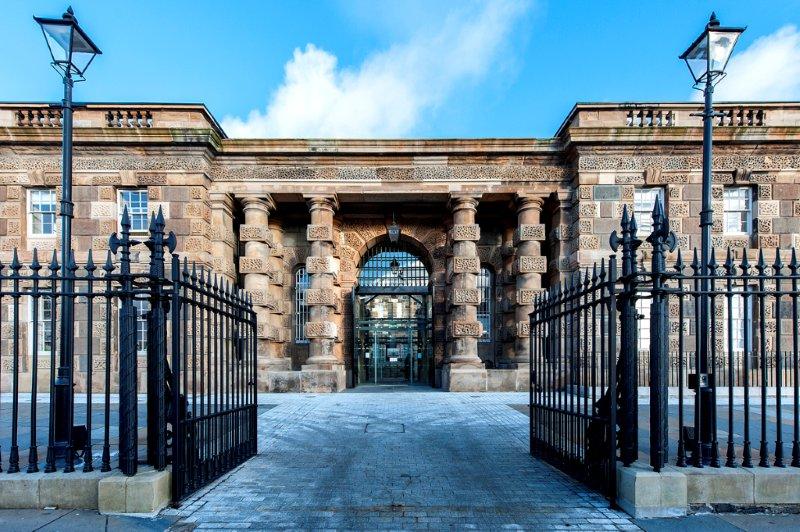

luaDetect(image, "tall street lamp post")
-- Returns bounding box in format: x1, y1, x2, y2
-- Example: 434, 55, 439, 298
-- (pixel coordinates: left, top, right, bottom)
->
34, 6, 102, 468
680, 12, 744, 466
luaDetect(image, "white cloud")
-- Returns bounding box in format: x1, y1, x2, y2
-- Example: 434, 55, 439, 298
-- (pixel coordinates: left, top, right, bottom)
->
222, 0, 530, 138
712, 25, 800, 101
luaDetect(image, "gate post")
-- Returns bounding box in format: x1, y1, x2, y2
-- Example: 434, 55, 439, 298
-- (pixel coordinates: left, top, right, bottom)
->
647, 199, 677, 472
145, 207, 177, 470
609, 206, 642, 466
110, 207, 141, 476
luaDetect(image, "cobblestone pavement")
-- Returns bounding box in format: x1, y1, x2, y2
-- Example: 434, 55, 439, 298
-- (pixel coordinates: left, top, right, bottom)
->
165, 389, 638, 530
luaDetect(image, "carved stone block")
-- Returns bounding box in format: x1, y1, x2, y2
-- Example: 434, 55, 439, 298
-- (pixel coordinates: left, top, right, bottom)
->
758, 200, 779, 218
514, 224, 546, 244
516, 321, 530, 338
6, 185, 22, 200
306, 256, 340, 275
305, 288, 337, 306
759, 234, 779, 249
136, 173, 167, 185
239, 256, 269, 273
450, 288, 481, 306
239, 224, 273, 243
515, 255, 547, 274
516, 289, 540, 306
89, 202, 114, 219
449, 321, 482, 338
668, 201, 689, 218
305, 321, 338, 339
578, 202, 598, 217
307, 224, 334, 242
725, 236, 750, 249
451, 224, 480, 241
452, 256, 480, 274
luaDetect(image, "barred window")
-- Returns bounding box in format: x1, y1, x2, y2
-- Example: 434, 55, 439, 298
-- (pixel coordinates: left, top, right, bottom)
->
119, 189, 149, 233
723, 187, 752, 235
29, 189, 57, 236
294, 267, 309, 344
633, 187, 664, 236
477, 266, 493, 343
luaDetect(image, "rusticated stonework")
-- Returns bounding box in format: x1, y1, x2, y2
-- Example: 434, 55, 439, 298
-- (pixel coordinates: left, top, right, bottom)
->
240, 224, 273, 243
305, 321, 338, 339
449, 288, 481, 306
451, 224, 480, 242
449, 321, 483, 338
306, 256, 339, 275
305, 288, 337, 306
307, 224, 334, 242
452, 256, 481, 274
516, 256, 547, 274
514, 224, 546, 243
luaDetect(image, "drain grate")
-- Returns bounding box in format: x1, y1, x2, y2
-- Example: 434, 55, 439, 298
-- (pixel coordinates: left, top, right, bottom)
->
365, 422, 405, 433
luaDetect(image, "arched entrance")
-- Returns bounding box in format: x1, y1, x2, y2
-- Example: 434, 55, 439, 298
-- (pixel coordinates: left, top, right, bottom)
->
353, 242, 433, 386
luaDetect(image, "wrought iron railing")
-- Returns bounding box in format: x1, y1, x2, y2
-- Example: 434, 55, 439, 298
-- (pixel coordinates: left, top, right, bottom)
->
0, 207, 257, 505
531, 197, 800, 499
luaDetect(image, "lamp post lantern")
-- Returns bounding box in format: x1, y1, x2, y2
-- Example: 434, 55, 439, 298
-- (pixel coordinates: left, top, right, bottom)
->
34, 6, 102, 470
679, 12, 744, 466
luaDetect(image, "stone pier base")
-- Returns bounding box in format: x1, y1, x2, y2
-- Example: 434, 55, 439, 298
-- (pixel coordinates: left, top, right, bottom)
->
617, 461, 800, 518
442, 367, 529, 392
265, 368, 346, 392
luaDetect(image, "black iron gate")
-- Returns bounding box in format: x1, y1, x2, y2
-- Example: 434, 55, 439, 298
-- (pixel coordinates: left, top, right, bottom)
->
138, 209, 259, 503
529, 256, 619, 497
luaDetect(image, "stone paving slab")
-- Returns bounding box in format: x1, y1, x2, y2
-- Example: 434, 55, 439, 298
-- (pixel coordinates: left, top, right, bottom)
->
168, 390, 638, 530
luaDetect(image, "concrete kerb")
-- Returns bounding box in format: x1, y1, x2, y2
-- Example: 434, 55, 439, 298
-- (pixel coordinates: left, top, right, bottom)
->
618, 460, 800, 518
0, 466, 170, 514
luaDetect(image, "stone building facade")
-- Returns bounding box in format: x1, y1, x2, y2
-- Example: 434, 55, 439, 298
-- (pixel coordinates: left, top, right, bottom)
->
1, 102, 799, 392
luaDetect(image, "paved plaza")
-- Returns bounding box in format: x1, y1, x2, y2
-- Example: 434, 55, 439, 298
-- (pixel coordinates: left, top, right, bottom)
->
165, 387, 637, 530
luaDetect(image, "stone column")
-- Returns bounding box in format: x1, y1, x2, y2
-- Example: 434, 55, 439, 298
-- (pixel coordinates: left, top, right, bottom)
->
513, 195, 547, 371
239, 196, 280, 387
443, 194, 486, 391
499, 220, 517, 368
208, 192, 237, 284
302, 195, 343, 383
266, 216, 291, 371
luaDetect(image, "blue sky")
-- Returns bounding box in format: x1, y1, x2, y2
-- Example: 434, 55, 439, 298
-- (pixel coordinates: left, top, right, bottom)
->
3, 0, 800, 138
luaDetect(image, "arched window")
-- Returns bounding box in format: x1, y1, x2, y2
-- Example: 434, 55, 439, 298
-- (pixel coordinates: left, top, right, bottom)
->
477, 266, 493, 343
294, 266, 309, 344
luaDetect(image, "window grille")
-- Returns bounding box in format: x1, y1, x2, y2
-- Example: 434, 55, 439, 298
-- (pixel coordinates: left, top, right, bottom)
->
29, 189, 57, 236
357, 244, 429, 289
477, 266, 493, 343
634, 187, 664, 236
723, 187, 753, 235
294, 267, 309, 344
119, 189, 149, 232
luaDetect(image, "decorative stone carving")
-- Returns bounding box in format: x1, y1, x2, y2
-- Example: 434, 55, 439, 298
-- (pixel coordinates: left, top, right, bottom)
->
239, 224, 273, 243
305, 321, 338, 339
306, 224, 334, 242
451, 224, 480, 242
449, 321, 482, 338
516, 289, 540, 306
89, 202, 114, 219
515, 256, 547, 274
514, 224, 546, 244
305, 288, 337, 306
452, 256, 480, 274
516, 321, 530, 338
306, 256, 340, 275
239, 256, 269, 274
449, 288, 481, 306
758, 200, 779, 217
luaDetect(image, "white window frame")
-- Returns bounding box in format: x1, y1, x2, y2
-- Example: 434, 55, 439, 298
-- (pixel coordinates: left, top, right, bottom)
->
27, 188, 57, 237
118, 189, 149, 234
723, 187, 753, 236
633, 187, 665, 237
477, 266, 493, 344
294, 267, 309, 344
133, 299, 149, 356
724, 290, 753, 354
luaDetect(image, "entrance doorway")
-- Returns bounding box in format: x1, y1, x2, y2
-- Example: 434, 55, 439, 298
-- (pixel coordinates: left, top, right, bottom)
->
353, 244, 433, 387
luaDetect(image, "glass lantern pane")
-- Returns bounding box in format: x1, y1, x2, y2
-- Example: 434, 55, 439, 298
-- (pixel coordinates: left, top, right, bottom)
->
684, 37, 709, 82
71, 50, 96, 73
41, 23, 71, 62
708, 30, 741, 73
